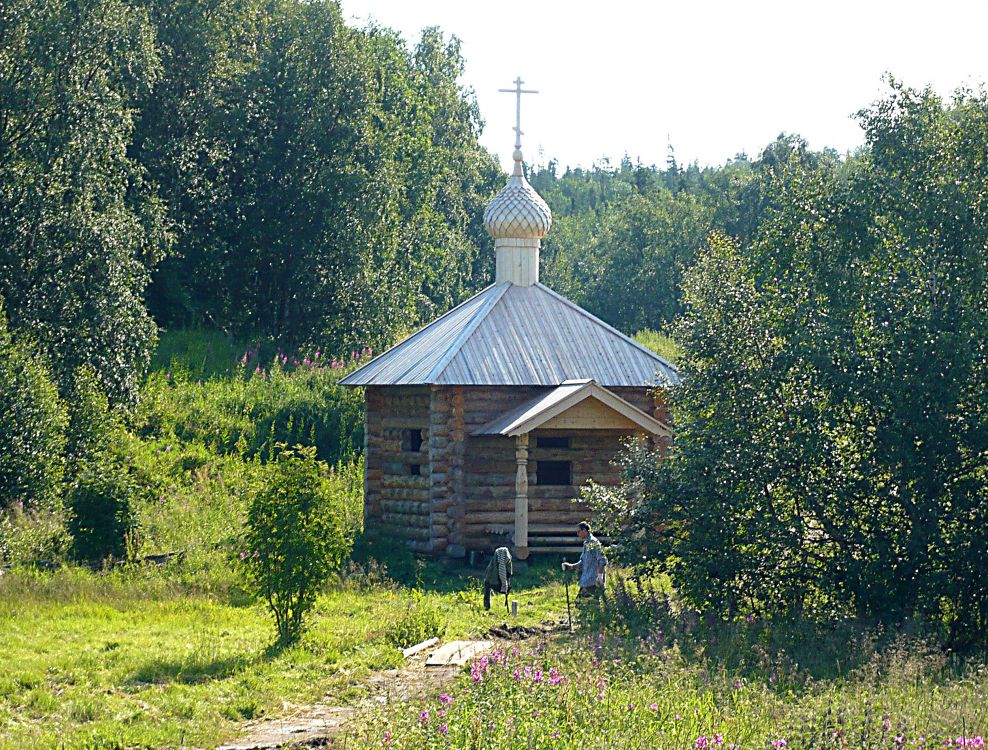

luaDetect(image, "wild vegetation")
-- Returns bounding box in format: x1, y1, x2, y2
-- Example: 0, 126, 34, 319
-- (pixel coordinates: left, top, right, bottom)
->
1, 0, 987, 747
353, 586, 988, 749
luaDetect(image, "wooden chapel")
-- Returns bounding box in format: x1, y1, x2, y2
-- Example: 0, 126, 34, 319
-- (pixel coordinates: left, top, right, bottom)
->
341, 80, 678, 559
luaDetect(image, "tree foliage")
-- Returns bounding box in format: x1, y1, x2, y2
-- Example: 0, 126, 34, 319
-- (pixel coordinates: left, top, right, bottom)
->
603, 84, 988, 647
135, 1, 499, 350
0, 0, 170, 404
0, 298, 67, 512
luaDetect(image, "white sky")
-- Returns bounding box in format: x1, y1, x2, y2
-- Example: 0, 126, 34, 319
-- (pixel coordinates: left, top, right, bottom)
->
340, 0, 988, 172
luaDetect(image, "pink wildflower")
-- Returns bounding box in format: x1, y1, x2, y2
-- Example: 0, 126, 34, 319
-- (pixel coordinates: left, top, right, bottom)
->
438, 694, 453, 705
418, 709, 429, 724
438, 724, 448, 735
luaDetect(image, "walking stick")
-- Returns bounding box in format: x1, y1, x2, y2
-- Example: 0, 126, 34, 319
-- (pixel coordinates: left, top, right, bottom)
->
564, 565, 573, 632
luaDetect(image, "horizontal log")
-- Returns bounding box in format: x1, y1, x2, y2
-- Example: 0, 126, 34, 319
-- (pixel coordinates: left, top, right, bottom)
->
483, 523, 585, 534
464, 472, 516, 484
381, 417, 430, 429
380, 500, 428, 514
460, 510, 588, 525
380, 490, 425, 501
382, 515, 429, 530
381, 476, 429, 489
386, 525, 430, 540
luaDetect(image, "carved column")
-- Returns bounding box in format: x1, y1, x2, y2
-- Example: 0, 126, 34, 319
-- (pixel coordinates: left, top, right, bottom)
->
514, 433, 529, 560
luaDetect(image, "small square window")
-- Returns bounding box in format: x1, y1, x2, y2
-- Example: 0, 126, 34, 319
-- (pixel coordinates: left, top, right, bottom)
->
409, 463, 421, 476
537, 436, 570, 449
537, 460, 571, 486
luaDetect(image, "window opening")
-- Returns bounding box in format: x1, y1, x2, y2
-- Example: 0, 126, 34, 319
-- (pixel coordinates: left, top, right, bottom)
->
537, 436, 571, 449
405, 429, 424, 453
537, 460, 571, 486
404, 429, 425, 476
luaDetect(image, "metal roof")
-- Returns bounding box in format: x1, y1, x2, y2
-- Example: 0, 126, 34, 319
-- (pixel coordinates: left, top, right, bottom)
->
340, 282, 680, 388
473, 379, 672, 437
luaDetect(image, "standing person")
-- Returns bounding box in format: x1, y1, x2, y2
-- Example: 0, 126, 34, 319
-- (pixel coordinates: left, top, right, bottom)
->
562, 521, 607, 598
483, 546, 512, 611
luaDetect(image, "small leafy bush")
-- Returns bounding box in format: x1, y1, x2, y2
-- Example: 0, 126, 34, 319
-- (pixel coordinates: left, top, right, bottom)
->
242, 445, 355, 645
0, 299, 67, 512
64, 367, 136, 562
386, 590, 447, 648
67, 464, 135, 562
0, 503, 71, 566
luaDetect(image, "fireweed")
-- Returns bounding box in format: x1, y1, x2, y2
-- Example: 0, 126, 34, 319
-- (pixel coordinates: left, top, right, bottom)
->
352, 631, 987, 750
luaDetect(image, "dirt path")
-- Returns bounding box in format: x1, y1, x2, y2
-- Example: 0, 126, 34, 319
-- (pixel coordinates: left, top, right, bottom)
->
217, 624, 563, 750
216, 657, 461, 749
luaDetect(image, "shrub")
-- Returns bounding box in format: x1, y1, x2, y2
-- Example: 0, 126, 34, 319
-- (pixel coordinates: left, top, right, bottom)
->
64, 367, 124, 476
385, 590, 447, 649
66, 465, 135, 562
0, 298, 68, 512
241, 445, 354, 644
64, 367, 136, 562
0, 503, 71, 566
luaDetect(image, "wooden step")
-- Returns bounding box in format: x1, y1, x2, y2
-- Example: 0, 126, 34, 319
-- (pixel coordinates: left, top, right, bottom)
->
484, 523, 589, 535
526, 546, 585, 555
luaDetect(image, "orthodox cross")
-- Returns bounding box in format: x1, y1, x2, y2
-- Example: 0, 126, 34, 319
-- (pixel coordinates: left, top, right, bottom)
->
498, 77, 538, 150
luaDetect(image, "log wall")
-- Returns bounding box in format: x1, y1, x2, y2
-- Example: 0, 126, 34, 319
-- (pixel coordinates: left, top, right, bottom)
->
364, 384, 670, 558
364, 386, 432, 553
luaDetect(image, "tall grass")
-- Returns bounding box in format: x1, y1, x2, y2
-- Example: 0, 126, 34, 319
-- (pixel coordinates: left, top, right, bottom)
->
633, 328, 682, 364
351, 582, 988, 749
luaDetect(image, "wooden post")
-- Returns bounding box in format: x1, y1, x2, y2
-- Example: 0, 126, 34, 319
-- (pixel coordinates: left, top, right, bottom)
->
514, 433, 529, 560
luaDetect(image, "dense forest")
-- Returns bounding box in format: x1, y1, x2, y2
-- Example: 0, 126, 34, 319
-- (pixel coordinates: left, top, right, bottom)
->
1, 0, 986, 646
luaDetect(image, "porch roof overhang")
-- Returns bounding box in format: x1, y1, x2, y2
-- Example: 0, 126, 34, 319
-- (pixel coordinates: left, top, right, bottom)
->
472, 379, 672, 438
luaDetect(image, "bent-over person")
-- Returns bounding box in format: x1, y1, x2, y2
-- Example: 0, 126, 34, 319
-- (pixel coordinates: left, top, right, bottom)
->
483, 546, 512, 610
561, 521, 607, 598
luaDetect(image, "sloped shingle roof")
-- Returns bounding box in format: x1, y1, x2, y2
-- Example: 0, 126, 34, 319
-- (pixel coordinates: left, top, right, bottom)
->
339, 283, 679, 388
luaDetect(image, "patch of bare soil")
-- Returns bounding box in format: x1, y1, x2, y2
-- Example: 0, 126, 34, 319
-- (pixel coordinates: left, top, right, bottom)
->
219, 621, 572, 750
486, 619, 569, 640
216, 650, 465, 749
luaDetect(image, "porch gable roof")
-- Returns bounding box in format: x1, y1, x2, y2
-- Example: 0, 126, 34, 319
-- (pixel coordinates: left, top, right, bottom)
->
472, 379, 672, 438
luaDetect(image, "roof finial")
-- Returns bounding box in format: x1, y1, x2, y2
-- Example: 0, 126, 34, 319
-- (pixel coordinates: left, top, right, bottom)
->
498, 76, 538, 176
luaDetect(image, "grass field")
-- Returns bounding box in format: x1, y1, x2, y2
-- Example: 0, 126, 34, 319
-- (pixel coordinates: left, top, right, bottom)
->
0, 561, 567, 750
349, 580, 988, 749
5, 563, 986, 750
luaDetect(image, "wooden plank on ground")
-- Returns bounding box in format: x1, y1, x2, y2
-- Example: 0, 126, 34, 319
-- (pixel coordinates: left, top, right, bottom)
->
425, 640, 494, 667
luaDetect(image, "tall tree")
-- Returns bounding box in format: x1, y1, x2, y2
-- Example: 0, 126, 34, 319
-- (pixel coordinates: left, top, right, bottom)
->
604, 84, 988, 647
0, 0, 170, 404
135, 1, 499, 350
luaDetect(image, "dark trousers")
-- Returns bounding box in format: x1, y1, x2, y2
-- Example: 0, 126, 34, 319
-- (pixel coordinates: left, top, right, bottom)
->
484, 582, 507, 610
578, 584, 605, 603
